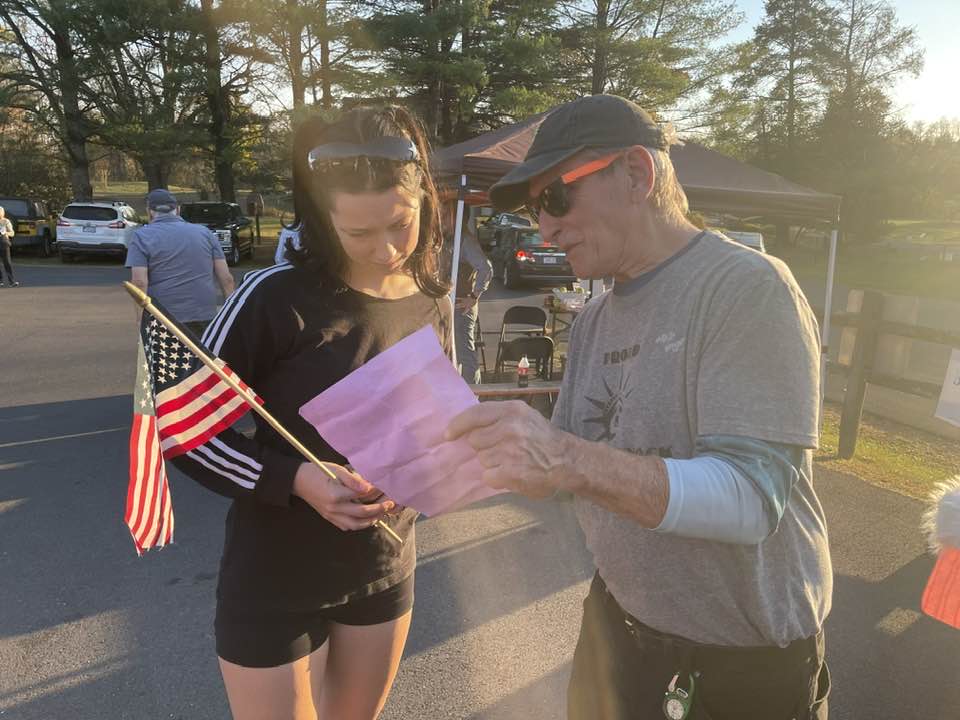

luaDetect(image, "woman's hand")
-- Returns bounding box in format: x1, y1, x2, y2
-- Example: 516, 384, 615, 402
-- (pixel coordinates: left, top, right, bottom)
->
292, 462, 395, 531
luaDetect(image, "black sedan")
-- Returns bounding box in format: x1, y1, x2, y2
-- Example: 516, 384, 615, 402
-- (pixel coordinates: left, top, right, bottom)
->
491, 228, 576, 289
180, 202, 255, 265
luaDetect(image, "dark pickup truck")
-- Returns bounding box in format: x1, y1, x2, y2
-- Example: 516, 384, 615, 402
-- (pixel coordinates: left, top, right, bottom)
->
179, 202, 255, 265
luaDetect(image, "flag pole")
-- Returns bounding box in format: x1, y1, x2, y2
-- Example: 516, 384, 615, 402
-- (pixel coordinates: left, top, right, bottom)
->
124, 281, 403, 545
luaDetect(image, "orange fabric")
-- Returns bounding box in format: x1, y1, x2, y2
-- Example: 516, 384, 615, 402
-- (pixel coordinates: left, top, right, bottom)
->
922, 545, 960, 629
560, 152, 622, 185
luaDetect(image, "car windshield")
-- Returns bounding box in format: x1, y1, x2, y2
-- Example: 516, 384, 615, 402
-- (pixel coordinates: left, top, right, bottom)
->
0, 199, 31, 216
62, 205, 119, 221
181, 205, 231, 225
506, 214, 531, 226
518, 231, 546, 247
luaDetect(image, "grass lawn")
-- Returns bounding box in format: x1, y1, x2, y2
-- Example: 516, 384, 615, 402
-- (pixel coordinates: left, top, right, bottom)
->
93, 181, 197, 196
886, 219, 960, 244
774, 246, 960, 304
816, 402, 960, 500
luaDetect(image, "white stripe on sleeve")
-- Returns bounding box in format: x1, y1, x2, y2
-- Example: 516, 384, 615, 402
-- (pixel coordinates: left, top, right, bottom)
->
203, 264, 294, 355
185, 448, 257, 490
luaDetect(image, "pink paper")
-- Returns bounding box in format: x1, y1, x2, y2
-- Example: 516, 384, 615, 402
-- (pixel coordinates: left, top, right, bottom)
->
298, 325, 504, 516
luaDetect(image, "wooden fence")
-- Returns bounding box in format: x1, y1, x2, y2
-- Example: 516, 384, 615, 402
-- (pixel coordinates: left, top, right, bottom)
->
827, 289, 960, 458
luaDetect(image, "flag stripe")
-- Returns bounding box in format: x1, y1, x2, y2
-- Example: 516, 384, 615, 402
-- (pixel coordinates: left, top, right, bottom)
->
159, 388, 248, 447
148, 455, 171, 548
141, 448, 164, 548
125, 415, 146, 528
161, 396, 251, 458
154, 361, 254, 415
157, 374, 254, 433
134, 419, 163, 542
125, 415, 151, 554
155, 368, 223, 415
130, 414, 153, 542
154, 359, 232, 410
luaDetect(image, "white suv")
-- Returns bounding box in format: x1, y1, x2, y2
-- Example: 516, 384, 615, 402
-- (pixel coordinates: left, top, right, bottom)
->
57, 201, 143, 261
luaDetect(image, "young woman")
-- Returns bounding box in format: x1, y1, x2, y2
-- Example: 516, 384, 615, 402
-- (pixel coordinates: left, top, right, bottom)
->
173, 105, 452, 720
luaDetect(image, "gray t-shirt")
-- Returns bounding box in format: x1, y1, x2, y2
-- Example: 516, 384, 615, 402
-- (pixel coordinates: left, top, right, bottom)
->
553, 231, 832, 647
125, 215, 226, 322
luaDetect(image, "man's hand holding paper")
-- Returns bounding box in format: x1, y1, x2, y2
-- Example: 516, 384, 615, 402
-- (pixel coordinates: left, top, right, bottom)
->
299, 325, 505, 517
445, 400, 569, 499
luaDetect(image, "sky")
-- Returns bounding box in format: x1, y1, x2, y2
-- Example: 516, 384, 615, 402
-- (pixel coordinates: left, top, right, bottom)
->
729, 0, 960, 124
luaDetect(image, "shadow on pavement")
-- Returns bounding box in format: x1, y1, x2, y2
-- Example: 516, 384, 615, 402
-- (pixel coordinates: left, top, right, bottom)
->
0, 395, 231, 719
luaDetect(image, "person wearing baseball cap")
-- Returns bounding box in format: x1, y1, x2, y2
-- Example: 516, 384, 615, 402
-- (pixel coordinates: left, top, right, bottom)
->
126, 188, 235, 336
447, 95, 832, 719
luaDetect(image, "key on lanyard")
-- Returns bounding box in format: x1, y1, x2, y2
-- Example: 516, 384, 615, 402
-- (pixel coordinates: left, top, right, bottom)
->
662, 672, 697, 720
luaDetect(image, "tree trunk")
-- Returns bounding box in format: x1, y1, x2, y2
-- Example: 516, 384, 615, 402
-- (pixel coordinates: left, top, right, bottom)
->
317, 0, 332, 108
287, 0, 306, 108
142, 160, 171, 190
201, 0, 236, 202
53, 29, 92, 200
592, 0, 609, 95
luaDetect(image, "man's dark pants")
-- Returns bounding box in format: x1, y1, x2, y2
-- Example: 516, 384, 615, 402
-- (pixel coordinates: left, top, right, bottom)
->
568, 574, 830, 720
454, 302, 480, 384
1, 240, 15, 283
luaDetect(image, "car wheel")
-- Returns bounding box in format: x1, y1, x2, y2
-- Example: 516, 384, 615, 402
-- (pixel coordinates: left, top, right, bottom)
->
59, 248, 74, 263
228, 241, 241, 266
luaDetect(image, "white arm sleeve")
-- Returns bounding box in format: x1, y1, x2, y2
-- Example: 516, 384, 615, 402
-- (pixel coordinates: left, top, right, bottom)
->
655, 456, 771, 544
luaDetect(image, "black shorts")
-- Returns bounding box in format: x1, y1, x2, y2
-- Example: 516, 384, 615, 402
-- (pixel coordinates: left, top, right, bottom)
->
215, 573, 415, 668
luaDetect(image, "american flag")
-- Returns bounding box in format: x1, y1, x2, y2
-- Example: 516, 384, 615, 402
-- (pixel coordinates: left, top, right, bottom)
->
126, 308, 260, 554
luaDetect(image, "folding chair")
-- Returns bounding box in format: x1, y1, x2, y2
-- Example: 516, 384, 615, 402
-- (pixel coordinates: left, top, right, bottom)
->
494, 305, 547, 371
496, 336, 555, 380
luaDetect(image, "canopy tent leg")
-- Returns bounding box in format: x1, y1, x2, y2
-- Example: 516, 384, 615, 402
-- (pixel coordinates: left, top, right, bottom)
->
820, 228, 839, 417
448, 174, 468, 372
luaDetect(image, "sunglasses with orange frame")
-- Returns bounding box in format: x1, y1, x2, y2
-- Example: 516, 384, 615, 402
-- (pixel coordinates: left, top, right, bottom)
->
525, 151, 623, 220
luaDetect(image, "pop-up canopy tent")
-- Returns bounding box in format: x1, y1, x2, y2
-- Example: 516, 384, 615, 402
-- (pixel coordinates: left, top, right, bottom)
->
434, 110, 842, 380
434, 112, 840, 223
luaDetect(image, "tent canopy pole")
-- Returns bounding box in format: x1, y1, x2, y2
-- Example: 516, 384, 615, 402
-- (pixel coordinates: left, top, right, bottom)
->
448, 174, 468, 371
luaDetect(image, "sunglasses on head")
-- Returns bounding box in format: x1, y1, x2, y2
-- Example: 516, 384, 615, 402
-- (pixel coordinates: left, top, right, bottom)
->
525, 151, 623, 220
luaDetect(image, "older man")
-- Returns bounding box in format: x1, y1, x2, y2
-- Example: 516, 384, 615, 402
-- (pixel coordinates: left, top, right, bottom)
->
446, 95, 832, 719
126, 188, 235, 336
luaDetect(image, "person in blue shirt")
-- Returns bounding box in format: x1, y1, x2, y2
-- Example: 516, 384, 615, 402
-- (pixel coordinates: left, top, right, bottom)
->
126, 189, 236, 335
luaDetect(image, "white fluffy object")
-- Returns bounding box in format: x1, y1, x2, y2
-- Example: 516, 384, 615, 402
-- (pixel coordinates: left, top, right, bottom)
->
923, 475, 960, 553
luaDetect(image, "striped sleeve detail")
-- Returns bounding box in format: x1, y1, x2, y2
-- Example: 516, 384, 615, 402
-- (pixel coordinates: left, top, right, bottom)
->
203, 263, 294, 356
185, 443, 258, 491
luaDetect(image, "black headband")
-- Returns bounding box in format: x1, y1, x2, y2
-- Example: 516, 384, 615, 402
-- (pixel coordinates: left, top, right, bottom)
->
308, 136, 419, 170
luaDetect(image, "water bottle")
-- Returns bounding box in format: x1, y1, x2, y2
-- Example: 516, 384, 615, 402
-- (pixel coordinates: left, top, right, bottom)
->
517, 355, 530, 388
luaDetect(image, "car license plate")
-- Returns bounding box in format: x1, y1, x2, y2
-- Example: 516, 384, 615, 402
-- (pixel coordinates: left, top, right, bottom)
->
542, 256, 558, 264
83, 224, 97, 233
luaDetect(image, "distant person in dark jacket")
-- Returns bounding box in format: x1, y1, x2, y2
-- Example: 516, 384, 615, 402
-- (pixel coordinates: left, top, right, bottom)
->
0, 206, 19, 287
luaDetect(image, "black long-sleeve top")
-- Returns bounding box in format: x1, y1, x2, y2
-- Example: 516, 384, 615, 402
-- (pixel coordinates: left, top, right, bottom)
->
171, 263, 453, 613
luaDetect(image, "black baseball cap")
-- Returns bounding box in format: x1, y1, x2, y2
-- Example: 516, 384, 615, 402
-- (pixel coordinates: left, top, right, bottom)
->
489, 95, 668, 211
